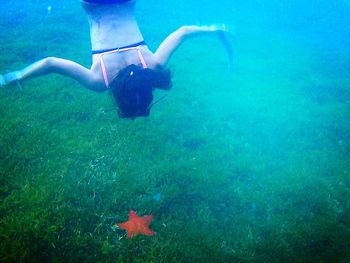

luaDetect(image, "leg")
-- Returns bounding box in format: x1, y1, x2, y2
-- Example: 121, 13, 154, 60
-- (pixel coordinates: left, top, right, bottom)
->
1, 57, 100, 91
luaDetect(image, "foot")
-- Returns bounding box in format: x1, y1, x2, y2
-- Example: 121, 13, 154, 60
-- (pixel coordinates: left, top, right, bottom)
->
0, 75, 5, 86
0, 71, 22, 86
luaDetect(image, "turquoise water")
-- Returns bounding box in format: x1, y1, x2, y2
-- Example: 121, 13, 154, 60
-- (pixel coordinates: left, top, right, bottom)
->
0, 0, 349, 262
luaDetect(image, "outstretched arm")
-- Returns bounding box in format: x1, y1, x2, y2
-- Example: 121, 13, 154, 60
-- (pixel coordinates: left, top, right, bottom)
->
0, 57, 100, 91
154, 24, 233, 67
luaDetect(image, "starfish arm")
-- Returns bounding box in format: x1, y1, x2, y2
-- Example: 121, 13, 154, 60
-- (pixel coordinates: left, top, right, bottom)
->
116, 222, 125, 228
129, 210, 138, 219
116, 221, 132, 230
143, 227, 155, 236
143, 215, 153, 224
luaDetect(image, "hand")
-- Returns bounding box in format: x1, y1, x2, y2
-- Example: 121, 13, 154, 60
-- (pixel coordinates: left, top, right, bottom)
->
208, 24, 228, 32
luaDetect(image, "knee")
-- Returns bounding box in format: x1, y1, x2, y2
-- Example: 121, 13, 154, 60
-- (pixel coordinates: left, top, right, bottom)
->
43, 57, 57, 69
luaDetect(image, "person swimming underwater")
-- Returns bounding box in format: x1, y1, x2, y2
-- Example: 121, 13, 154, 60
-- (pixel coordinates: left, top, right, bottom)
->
0, 0, 233, 119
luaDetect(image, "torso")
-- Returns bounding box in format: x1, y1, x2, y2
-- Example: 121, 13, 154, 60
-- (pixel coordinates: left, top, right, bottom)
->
81, 0, 160, 90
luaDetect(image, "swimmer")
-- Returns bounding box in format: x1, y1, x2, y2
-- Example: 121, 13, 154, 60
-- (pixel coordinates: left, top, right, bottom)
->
0, 0, 232, 119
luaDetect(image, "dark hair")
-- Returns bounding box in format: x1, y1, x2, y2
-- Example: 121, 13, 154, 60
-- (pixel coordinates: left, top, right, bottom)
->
109, 64, 171, 119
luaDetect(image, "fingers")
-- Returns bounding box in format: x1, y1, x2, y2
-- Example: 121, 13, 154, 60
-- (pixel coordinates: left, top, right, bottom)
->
208, 24, 228, 32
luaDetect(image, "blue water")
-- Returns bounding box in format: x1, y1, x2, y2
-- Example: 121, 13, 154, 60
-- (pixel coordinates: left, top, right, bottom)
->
0, 0, 349, 262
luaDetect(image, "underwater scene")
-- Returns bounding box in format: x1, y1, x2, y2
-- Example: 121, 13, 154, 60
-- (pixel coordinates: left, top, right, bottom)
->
0, 0, 349, 262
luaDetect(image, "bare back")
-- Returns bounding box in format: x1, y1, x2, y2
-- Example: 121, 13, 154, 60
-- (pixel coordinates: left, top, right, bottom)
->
82, 0, 143, 51
81, 0, 160, 89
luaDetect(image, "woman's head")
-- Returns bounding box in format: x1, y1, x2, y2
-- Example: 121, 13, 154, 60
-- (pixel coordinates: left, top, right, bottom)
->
109, 64, 171, 119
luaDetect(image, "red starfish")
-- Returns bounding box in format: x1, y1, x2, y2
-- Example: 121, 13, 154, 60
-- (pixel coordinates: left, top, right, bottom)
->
116, 210, 154, 238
